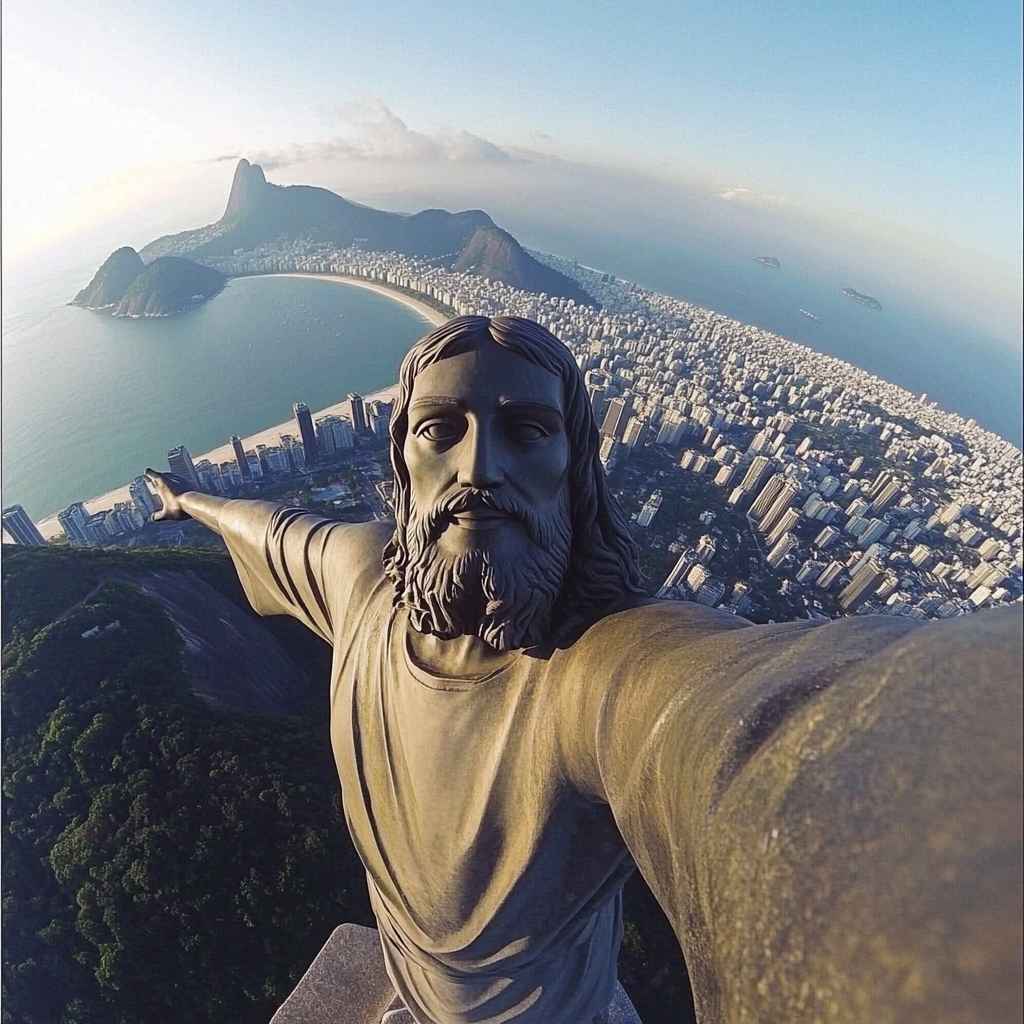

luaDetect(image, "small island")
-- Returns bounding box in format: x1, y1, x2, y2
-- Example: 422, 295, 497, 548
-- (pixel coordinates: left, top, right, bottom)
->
72, 248, 225, 317
753, 256, 781, 268
842, 287, 883, 311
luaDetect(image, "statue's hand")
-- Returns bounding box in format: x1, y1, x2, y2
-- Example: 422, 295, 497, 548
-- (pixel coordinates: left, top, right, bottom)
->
144, 468, 193, 522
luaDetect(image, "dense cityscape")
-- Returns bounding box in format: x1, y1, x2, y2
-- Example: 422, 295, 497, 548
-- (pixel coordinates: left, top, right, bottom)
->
4, 240, 1022, 624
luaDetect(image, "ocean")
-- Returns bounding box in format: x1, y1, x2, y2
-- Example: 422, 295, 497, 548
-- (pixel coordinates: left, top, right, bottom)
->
1, 274, 433, 522
2, 242, 1021, 525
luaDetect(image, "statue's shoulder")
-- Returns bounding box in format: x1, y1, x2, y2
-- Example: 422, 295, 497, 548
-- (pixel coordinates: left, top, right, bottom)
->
564, 598, 748, 662
324, 518, 392, 586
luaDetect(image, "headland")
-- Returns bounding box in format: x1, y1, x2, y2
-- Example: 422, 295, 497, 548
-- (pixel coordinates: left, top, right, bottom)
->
34, 274, 445, 540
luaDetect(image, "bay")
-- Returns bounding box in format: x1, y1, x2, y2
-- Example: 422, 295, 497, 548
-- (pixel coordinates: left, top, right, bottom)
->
1, 276, 433, 521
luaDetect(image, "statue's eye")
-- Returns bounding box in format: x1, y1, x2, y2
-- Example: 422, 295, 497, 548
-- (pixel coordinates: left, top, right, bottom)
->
419, 420, 461, 442
510, 422, 548, 443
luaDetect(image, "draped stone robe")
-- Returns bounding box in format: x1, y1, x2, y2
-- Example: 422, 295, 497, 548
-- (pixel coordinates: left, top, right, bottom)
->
219, 500, 1022, 1024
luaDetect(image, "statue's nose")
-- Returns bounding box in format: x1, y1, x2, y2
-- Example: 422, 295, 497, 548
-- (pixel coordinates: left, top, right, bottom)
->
457, 422, 503, 491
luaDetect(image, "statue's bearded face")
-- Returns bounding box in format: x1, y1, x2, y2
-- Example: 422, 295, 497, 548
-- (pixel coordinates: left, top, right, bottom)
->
400, 344, 573, 651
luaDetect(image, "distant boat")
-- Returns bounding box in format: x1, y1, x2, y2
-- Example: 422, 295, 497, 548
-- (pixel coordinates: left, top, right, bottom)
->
753, 256, 781, 269
798, 308, 821, 321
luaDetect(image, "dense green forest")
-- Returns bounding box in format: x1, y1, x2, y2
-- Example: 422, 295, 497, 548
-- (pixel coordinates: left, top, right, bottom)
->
2, 545, 693, 1022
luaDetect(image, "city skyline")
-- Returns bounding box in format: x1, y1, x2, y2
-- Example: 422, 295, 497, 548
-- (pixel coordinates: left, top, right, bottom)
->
3, 0, 1021, 348
7, 241, 1019, 627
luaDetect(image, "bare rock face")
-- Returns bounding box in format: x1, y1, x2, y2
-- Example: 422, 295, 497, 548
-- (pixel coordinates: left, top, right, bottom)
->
223, 157, 270, 221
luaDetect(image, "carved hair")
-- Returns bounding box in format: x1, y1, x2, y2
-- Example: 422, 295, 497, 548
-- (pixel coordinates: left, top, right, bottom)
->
383, 316, 644, 636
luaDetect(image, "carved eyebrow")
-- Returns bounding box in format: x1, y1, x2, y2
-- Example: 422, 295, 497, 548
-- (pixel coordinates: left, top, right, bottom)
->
409, 396, 464, 410
408, 397, 563, 420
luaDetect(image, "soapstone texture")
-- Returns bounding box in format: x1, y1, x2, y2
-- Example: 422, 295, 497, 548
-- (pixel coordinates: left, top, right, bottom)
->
148, 317, 1023, 1024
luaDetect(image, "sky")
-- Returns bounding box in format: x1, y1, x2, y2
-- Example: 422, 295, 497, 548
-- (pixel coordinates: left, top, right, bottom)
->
3, 0, 1021, 343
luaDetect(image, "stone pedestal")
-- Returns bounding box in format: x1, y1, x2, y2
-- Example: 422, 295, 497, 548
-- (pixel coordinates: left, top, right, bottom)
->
271, 922, 642, 1023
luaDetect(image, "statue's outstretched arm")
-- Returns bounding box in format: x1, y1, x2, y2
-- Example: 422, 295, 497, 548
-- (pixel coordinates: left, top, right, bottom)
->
144, 469, 389, 644
564, 602, 1023, 1023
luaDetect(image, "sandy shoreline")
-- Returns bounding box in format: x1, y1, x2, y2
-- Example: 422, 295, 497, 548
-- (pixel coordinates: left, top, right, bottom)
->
35, 274, 448, 539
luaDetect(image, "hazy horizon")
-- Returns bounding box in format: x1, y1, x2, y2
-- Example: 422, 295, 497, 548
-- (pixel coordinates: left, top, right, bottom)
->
3, 0, 1021, 353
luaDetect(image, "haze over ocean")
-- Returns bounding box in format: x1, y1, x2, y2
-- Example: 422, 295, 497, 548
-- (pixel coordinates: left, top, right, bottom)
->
2, 227, 1021, 524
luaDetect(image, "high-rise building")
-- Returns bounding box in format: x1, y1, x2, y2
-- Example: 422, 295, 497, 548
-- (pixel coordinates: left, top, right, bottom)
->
600, 396, 632, 440
819, 475, 840, 498
909, 544, 932, 568
938, 501, 963, 526
231, 435, 253, 481
660, 550, 695, 594
622, 416, 645, 449
685, 563, 711, 592
814, 525, 840, 549
129, 476, 159, 517
167, 446, 200, 489
587, 384, 610, 425
693, 578, 726, 607
695, 535, 717, 565
58, 502, 94, 546
869, 478, 902, 514
977, 538, 1003, 561
368, 400, 392, 439
712, 464, 735, 488
294, 402, 319, 466
2, 505, 45, 545
316, 415, 355, 457
766, 532, 798, 569
838, 558, 885, 612
347, 393, 368, 433
817, 560, 845, 589
796, 559, 825, 584
749, 474, 786, 521
636, 490, 663, 528
759, 481, 801, 534
740, 455, 773, 494
656, 413, 684, 447
857, 519, 888, 548
765, 508, 801, 548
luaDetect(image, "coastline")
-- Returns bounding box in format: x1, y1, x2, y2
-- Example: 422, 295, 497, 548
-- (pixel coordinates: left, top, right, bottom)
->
35, 274, 447, 540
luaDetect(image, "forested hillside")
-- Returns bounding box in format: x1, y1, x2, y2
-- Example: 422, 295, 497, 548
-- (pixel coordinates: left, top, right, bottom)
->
2, 545, 692, 1023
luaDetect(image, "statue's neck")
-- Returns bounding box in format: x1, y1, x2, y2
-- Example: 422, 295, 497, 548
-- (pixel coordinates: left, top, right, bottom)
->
406, 626, 516, 680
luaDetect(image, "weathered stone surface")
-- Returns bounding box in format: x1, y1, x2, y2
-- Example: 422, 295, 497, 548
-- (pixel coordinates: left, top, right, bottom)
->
271, 924, 396, 1024
272, 923, 642, 1023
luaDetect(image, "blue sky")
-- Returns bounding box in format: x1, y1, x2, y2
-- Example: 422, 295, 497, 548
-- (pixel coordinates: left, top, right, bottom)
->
3, 0, 1021, 337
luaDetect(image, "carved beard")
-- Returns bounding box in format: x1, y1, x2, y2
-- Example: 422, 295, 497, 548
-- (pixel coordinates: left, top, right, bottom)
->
401, 488, 572, 652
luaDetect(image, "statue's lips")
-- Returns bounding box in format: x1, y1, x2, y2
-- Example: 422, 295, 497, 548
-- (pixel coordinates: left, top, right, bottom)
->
449, 510, 515, 531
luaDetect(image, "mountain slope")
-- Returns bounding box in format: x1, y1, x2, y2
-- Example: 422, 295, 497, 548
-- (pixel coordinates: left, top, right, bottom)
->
141, 158, 496, 262
138, 159, 595, 305
72, 247, 146, 309
454, 225, 596, 306
113, 257, 225, 317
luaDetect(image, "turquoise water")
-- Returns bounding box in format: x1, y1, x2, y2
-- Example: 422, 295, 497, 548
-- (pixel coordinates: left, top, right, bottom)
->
2, 276, 433, 521
3, 241, 1021, 525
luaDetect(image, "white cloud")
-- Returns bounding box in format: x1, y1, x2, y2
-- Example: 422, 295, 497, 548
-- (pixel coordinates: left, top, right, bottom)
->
250, 101, 518, 170
716, 185, 787, 207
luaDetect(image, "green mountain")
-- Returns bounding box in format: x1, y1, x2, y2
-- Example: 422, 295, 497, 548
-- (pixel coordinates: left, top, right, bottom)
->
112, 257, 225, 317
72, 253, 225, 317
140, 159, 596, 306
1, 544, 688, 1023
454, 225, 596, 307
71, 248, 146, 310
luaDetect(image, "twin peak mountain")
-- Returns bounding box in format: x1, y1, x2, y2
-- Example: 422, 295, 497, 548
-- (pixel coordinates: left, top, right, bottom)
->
73, 159, 595, 315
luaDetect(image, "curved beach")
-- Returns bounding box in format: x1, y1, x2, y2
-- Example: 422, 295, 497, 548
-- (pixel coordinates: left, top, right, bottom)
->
34, 275, 447, 540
